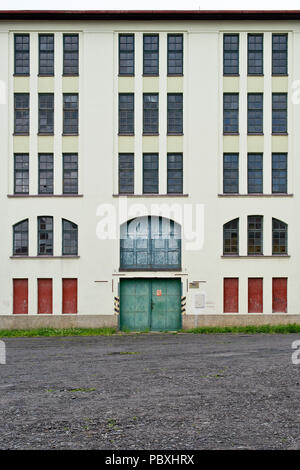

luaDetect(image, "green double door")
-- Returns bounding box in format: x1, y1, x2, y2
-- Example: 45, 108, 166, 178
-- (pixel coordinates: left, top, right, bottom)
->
120, 279, 181, 331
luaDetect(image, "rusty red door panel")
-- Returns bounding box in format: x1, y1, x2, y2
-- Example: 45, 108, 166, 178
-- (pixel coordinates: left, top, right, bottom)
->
272, 278, 287, 313
13, 279, 28, 314
38, 279, 52, 314
62, 279, 77, 314
248, 278, 263, 313
224, 278, 239, 313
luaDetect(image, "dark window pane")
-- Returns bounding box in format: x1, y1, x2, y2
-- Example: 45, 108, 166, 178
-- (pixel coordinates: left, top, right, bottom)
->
248, 34, 263, 75
168, 34, 183, 75
223, 153, 238, 193
14, 93, 29, 134
167, 153, 183, 194
119, 93, 134, 134
39, 154, 53, 194
143, 154, 158, 194
143, 34, 159, 75
248, 93, 263, 134
272, 153, 287, 193
39, 94, 54, 134
248, 216, 263, 254
119, 34, 134, 75
39, 34, 54, 75
248, 153, 263, 193
223, 93, 239, 134
38, 216, 53, 255
63, 153, 78, 194
272, 93, 287, 134
272, 218, 287, 254
143, 94, 159, 134
167, 94, 183, 134
14, 153, 29, 194
223, 218, 239, 255
272, 34, 288, 75
63, 34, 78, 75
119, 153, 134, 194
63, 94, 78, 134
223, 34, 239, 75
62, 219, 78, 255
13, 219, 28, 255
14, 34, 30, 75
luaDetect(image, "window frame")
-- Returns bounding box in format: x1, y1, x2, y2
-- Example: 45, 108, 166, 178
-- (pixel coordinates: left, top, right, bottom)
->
272, 218, 288, 255
38, 216, 53, 256
247, 153, 263, 194
272, 153, 287, 194
63, 34, 79, 76
167, 153, 183, 194
272, 93, 288, 135
13, 219, 29, 256
247, 93, 263, 135
63, 153, 78, 195
62, 219, 78, 256
223, 153, 239, 194
63, 93, 79, 135
39, 34, 54, 76
167, 93, 183, 135
272, 33, 288, 76
223, 33, 239, 76
143, 34, 159, 76
119, 153, 134, 195
167, 34, 183, 76
38, 93, 54, 135
119, 34, 134, 76
143, 153, 159, 194
14, 153, 29, 195
14, 34, 30, 76
223, 93, 239, 135
248, 215, 263, 255
143, 93, 159, 135
118, 93, 134, 135
38, 153, 54, 195
247, 33, 264, 76
14, 93, 29, 135
223, 218, 239, 256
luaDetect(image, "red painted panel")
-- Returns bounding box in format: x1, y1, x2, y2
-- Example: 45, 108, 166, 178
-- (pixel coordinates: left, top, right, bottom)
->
13, 279, 28, 314
62, 278, 77, 314
224, 278, 239, 313
38, 279, 52, 314
248, 278, 263, 313
272, 278, 287, 313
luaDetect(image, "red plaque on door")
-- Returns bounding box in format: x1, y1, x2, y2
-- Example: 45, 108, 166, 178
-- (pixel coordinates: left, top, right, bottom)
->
156, 289, 162, 296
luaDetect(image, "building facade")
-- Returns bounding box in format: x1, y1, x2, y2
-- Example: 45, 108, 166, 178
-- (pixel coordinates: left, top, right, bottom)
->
1, 10, 300, 329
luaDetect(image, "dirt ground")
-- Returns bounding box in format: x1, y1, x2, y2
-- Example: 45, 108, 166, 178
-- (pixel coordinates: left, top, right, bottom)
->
0, 333, 300, 449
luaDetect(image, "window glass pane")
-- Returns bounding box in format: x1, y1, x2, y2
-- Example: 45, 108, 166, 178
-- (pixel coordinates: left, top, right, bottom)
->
143, 94, 159, 134
248, 34, 263, 75
39, 154, 53, 194
39, 93, 54, 134
167, 34, 183, 75
248, 216, 263, 254
14, 153, 29, 194
14, 34, 29, 75
248, 93, 263, 134
223, 219, 239, 255
272, 218, 287, 254
223, 93, 239, 134
143, 154, 158, 194
272, 34, 288, 75
223, 34, 239, 75
63, 153, 78, 194
38, 216, 53, 255
143, 35, 159, 75
272, 153, 287, 193
62, 219, 78, 255
167, 153, 183, 194
13, 219, 28, 255
248, 153, 263, 193
14, 93, 29, 134
119, 93, 134, 134
63, 94, 78, 134
167, 94, 183, 134
272, 93, 287, 134
119, 34, 134, 75
39, 34, 54, 75
63, 34, 79, 75
223, 153, 238, 193
119, 153, 134, 194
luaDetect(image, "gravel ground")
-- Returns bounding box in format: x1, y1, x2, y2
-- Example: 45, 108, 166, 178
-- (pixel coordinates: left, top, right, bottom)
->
0, 333, 300, 450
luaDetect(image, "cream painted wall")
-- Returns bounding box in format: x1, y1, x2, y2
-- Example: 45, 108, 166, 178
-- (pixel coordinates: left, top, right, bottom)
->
0, 19, 299, 319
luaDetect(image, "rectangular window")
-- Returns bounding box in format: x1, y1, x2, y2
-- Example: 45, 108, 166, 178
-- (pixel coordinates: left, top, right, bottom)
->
119, 153, 134, 194
14, 34, 29, 75
63, 34, 79, 75
248, 216, 263, 255
167, 153, 183, 194
62, 278, 77, 314
143, 154, 158, 194
167, 34, 183, 75
167, 93, 183, 134
13, 279, 28, 314
224, 278, 239, 313
248, 34, 263, 75
63, 94, 78, 134
143, 34, 159, 75
272, 278, 287, 313
248, 93, 263, 134
38, 279, 53, 314
39, 34, 54, 76
272, 153, 287, 193
272, 34, 288, 75
14, 93, 29, 134
223, 93, 239, 134
38, 93, 54, 134
39, 154, 53, 194
223, 153, 239, 193
38, 216, 53, 255
63, 153, 78, 194
223, 34, 239, 75
272, 93, 287, 134
119, 93, 134, 135
248, 153, 263, 194
143, 93, 159, 134
14, 153, 29, 194
248, 278, 263, 313
119, 34, 134, 75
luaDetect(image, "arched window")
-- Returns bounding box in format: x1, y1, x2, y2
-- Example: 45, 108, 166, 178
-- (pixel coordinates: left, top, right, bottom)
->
13, 219, 28, 255
248, 215, 263, 255
120, 216, 181, 270
223, 219, 239, 255
62, 219, 78, 255
272, 218, 287, 254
